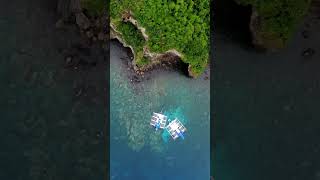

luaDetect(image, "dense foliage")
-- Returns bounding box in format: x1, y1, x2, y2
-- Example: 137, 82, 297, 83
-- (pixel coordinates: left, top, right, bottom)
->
81, 0, 105, 16
111, 0, 210, 75
236, 0, 311, 45
116, 22, 148, 67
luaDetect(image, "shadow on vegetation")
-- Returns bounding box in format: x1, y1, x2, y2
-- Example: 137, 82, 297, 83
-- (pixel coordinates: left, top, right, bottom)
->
214, 0, 252, 48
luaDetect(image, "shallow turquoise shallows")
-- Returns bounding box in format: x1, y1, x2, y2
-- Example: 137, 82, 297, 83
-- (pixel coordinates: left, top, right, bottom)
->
110, 41, 210, 180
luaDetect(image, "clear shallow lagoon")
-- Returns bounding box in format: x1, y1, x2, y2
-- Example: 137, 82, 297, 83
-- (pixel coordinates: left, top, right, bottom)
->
110, 42, 210, 180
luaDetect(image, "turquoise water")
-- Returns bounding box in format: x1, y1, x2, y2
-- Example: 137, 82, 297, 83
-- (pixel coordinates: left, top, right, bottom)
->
110, 42, 210, 180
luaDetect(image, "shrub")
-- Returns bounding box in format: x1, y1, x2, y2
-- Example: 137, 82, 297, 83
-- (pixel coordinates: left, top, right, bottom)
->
235, 0, 311, 43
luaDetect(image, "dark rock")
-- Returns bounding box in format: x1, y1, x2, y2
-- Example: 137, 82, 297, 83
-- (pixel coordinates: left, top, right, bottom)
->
65, 56, 73, 66
76, 12, 91, 30
55, 19, 66, 29
302, 30, 309, 39
86, 30, 94, 38
302, 48, 315, 58
131, 75, 141, 83
97, 32, 106, 41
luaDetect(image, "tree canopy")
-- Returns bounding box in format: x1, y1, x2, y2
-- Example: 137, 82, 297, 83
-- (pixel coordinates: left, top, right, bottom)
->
111, 0, 210, 75
236, 0, 311, 45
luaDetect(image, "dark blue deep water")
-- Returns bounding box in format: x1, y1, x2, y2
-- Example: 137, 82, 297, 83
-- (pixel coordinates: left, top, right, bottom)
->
110, 42, 210, 180
213, 5, 320, 179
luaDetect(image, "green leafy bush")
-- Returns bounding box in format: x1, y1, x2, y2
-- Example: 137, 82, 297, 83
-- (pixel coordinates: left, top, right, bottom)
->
111, 0, 210, 76
235, 0, 311, 44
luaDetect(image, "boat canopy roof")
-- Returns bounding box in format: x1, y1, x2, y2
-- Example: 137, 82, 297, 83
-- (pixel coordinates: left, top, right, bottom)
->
150, 112, 168, 129
166, 118, 187, 140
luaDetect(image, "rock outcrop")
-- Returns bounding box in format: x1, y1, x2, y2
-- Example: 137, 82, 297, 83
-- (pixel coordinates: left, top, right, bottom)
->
56, 0, 108, 43
76, 12, 91, 30
243, 0, 312, 51
249, 8, 285, 51
111, 13, 194, 77
111, 28, 191, 77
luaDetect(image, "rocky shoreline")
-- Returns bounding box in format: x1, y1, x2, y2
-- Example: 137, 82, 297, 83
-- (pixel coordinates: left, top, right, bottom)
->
111, 40, 211, 84
110, 1, 210, 78
56, 0, 108, 45
56, 0, 203, 80
110, 13, 195, 78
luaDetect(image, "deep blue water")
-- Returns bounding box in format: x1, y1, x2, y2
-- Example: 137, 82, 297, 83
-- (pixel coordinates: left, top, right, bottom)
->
110, 42, 210, 180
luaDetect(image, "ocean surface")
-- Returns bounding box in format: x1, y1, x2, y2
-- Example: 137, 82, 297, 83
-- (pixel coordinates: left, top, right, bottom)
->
213, 2, 320, 179
110, 42, 210, 180
0, 1, 107, 179
1, 1, 319, 179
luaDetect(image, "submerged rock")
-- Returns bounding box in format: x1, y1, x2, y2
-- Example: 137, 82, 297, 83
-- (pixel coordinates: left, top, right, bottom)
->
302, 48, 315, 58
76, 12, 91, 30
55, 18, 66, 29
302, 30, 310, 39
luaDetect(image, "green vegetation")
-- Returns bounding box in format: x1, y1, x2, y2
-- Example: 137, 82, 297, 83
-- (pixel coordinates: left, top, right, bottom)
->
116, 22, 146, 65
136, 57, 151, 67
235, 0, 311, 46
111, 0, 210, 76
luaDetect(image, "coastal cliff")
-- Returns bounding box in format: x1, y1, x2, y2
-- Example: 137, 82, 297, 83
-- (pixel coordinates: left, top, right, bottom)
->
110, 0, 210, 78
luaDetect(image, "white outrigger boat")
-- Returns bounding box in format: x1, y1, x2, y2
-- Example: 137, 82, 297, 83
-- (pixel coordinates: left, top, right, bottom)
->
166, 118, 187, 140
150, 112, 168, 131
150, 112, 187, 140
